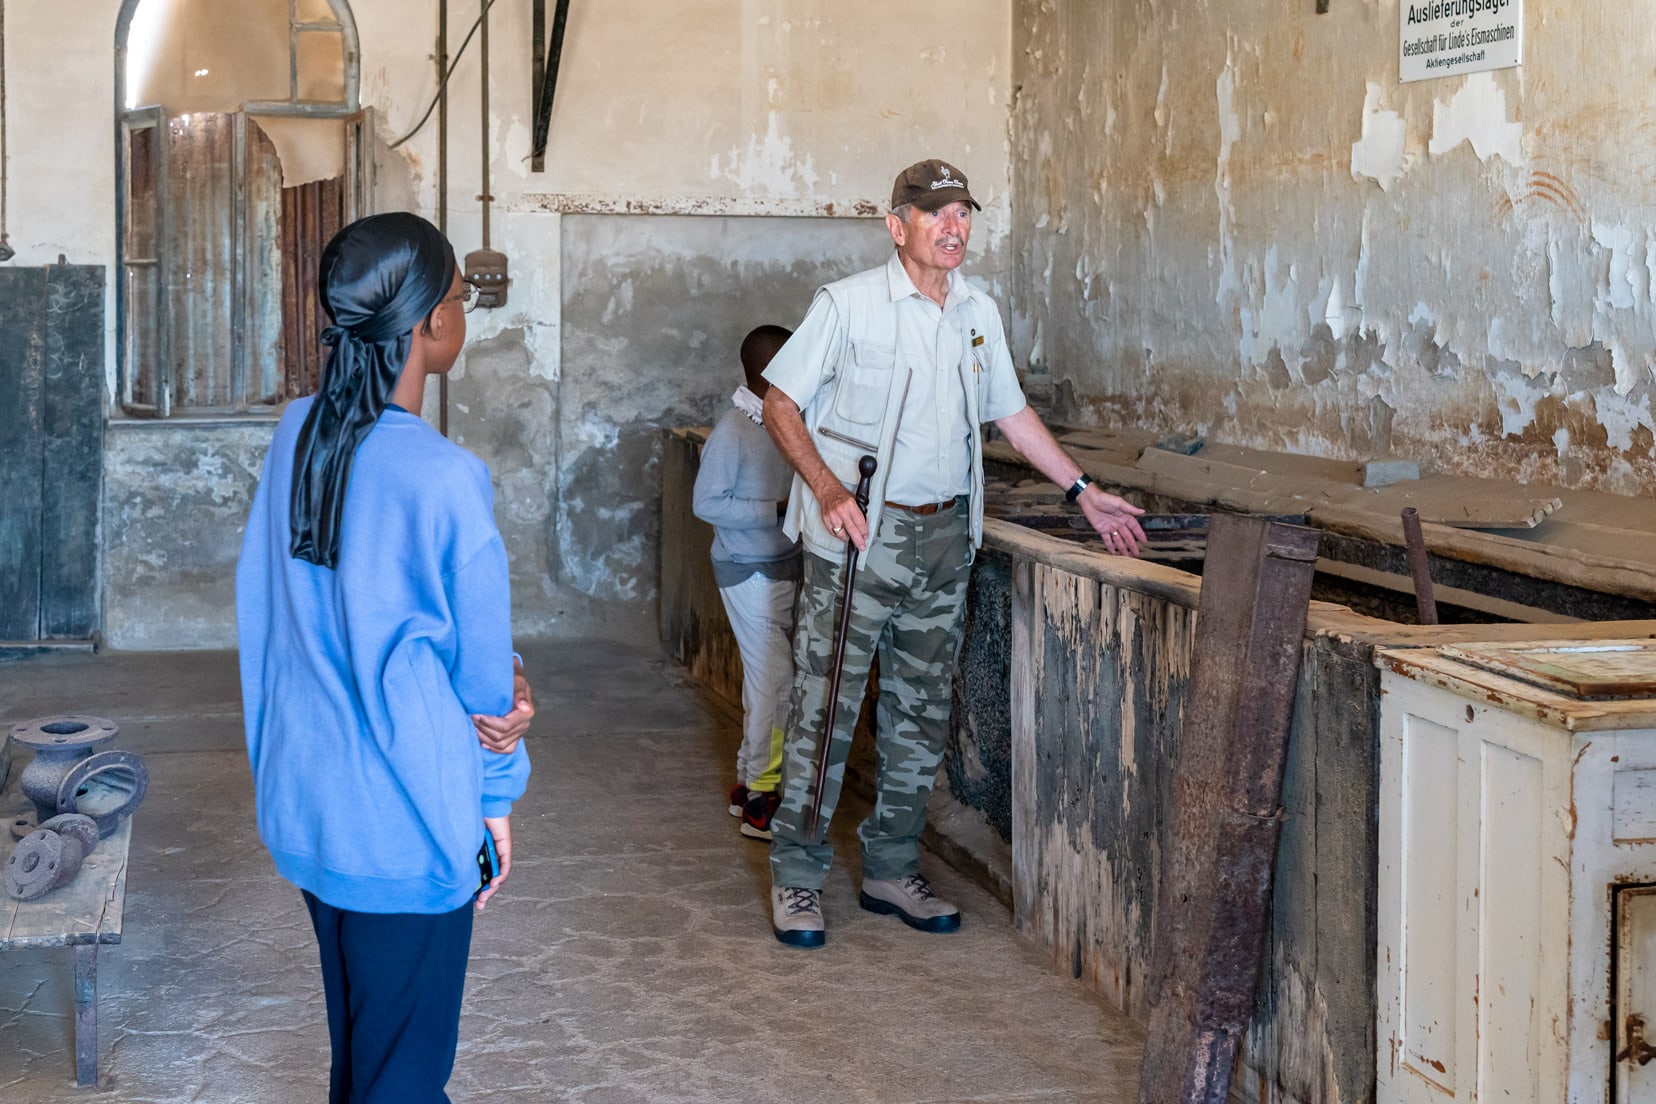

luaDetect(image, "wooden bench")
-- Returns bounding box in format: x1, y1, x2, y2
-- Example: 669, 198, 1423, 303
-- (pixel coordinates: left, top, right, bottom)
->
1, 817, 131, 1087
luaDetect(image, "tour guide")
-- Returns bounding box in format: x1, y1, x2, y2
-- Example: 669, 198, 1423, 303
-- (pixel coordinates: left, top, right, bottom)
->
761, 158, 1147, 947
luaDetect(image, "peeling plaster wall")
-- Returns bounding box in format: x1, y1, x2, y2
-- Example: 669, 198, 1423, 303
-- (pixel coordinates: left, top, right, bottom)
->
1012, 1, 1656, 496
101, 425, 270, 648
4, 1, 1009, 647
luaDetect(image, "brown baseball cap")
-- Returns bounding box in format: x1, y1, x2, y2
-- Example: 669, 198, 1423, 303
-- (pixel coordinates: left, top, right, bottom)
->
890, 159, 982, 213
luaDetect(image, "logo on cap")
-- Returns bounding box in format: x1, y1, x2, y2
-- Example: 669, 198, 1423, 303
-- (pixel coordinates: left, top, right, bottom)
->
930, 167, 965, 192
892, 159, 979, 211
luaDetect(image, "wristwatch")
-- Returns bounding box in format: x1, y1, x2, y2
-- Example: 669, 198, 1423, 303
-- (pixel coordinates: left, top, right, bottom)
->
1065, 475, 1093, 503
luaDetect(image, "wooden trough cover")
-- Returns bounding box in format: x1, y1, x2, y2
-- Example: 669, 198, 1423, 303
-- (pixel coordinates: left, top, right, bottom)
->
1438, 640, 1656, 700
993, 512, 1310, 563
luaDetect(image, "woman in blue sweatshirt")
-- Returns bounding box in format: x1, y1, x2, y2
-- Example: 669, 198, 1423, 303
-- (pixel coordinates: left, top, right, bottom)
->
237, 212, 531, 1103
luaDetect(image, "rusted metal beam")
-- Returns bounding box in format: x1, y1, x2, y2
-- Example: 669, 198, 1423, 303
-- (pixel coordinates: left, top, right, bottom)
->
1139, 513, 1321, 1104
530, 0, 571, 171
1401, 506, 1440, 625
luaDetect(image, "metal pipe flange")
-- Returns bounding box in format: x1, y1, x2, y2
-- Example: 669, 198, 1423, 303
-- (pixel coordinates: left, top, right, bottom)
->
5, 828, 85, 901
57, 750, 149, 839
39, 813, 99, 859
12, 715, 119, 823
10, 715, 119, 752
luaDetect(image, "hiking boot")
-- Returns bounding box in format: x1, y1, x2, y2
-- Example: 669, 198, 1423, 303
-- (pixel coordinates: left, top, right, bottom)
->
771, 886, 825, 948
859, 873, 961, 933
727, 783, 748, 817
740, 790, 782, 841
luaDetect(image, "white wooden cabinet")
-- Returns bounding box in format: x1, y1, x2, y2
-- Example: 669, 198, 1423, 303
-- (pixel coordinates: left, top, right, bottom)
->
1377, 642, 1656, 1104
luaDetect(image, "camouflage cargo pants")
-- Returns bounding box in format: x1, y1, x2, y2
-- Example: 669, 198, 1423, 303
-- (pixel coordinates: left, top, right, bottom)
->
769, 500, 972, 890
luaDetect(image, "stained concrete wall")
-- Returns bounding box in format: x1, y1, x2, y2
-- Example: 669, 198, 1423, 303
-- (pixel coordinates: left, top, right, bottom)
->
1010, 1, 1656, 497
557, 214, 893, 621
2, 0, 1010, 647
102, 425, 269, 649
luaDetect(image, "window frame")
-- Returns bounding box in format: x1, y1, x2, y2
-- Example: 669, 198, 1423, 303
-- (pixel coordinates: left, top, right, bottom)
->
113, 0, 365, 420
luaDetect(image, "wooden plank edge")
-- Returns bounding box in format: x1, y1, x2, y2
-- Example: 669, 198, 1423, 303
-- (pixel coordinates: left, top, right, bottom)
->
1313, 557, 1585, 626
1312, 504, 1656, 604
982, 518, 1656, 667
983, 518, 1203, 609
0, 639, 98, 654
1374, 647, 1656, 732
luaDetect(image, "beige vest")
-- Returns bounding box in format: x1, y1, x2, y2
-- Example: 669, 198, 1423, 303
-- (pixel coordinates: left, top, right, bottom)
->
783, 264, 999, 561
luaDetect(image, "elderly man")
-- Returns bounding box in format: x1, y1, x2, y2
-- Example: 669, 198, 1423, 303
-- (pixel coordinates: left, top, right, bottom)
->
760, 159, 1147, 948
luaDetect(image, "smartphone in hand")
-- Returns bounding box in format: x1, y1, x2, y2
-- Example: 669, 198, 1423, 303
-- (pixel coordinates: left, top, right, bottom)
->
476, 835, 496, 894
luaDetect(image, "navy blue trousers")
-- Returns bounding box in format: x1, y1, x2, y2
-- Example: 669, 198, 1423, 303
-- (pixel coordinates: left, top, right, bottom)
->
303, 892, 475, 1104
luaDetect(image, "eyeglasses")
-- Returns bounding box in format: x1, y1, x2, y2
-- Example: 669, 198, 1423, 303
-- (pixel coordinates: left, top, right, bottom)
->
441, 281, 479, 314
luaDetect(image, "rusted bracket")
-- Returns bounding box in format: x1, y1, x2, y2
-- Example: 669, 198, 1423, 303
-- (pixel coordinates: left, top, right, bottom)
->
1138, 514, 1321, 1104
530, 0, 572, 171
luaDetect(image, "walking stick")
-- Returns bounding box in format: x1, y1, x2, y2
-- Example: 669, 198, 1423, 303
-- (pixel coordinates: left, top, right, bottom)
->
804, 454, 877, 844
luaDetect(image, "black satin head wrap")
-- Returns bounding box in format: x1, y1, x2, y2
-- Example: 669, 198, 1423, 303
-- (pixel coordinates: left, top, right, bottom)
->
288, 212, 457, 568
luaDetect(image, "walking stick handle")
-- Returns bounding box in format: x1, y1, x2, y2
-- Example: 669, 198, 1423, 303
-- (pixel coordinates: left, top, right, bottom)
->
854, 454, 877, 513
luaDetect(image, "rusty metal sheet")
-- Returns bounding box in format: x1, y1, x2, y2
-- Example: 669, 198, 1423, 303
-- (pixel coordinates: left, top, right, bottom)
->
1139, 513, 1321, 1104
166, 113, 237, 408
279, 173, 344, 399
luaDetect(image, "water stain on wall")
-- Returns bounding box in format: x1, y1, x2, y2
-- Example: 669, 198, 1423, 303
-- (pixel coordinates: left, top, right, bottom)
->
1011, 0, 1656, 498
102, 425, 270, 649
557, 212, 897, 625
448, 327, 560, 635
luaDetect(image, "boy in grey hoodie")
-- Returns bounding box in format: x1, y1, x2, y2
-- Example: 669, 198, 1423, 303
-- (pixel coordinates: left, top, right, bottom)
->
693, 325, 801, 840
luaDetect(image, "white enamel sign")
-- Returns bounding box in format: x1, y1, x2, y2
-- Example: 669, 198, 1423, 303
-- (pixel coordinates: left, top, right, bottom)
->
1399, 0, 1523, 84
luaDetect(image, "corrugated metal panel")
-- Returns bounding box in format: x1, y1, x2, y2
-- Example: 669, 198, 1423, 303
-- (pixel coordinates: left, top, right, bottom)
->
128, 112, 336, 412
243, 118, 285, 407
279, 174, 343, 399
122, 111, 165, 412
165, 113, 236, 408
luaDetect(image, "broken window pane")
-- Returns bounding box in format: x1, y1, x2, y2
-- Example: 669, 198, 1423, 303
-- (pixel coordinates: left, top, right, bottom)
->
296, 31, 347, 104
295, 0, 341, 26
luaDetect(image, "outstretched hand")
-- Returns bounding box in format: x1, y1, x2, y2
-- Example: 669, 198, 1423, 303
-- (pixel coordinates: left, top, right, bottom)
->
1078, 486, 1147, 557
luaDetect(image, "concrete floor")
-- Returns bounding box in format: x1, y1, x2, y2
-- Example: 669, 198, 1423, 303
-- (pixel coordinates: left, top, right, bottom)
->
1, 640, 1144, 1103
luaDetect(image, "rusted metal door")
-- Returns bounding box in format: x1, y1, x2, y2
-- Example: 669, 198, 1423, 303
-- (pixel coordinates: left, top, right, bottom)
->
121, 107, 369, 415
1616, 885, 1656, 1101
276, 108, 370, 400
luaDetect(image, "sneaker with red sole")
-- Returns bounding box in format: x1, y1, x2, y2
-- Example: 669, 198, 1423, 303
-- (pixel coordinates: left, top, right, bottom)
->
740, 789, 782, 840
728, 783, 748, 817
